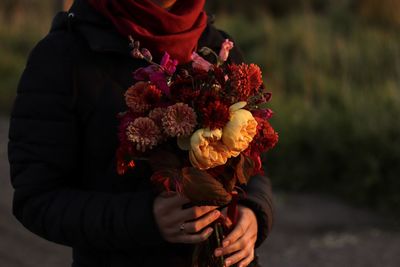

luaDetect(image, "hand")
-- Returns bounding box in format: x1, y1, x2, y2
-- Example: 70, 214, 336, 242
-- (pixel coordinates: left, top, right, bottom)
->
215, 205, 258, 267
153, 192, 221, 244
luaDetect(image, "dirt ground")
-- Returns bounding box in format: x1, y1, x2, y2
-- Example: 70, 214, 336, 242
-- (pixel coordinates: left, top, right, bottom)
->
1, 116, 399, 267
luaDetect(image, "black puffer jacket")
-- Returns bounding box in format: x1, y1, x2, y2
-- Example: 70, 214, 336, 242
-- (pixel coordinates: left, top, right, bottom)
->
8, 1, 274, 266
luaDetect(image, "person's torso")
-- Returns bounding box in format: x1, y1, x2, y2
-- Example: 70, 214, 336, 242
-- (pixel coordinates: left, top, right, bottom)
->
47, 2, 242, 265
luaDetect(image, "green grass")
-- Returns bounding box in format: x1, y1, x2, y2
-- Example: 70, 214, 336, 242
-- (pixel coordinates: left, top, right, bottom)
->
214, 13, 400, 212
0, 0, 53, 113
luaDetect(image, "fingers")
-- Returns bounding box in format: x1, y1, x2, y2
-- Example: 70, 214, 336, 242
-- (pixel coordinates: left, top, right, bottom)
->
176, 226, 214, 244
154, 191, 223, 244
222, 218, 248, 247
213, 213, 257, 267
165, 194, 191, 208
224, 247, 248, 267
215, 235, 244, 257
180, 205, 219, 222
184, 209, 221, 234
220, 213, 233, 229
220, 236, 254, 267
235, 249, 255, 267
214, 226, 256, 257
222, 206, 258, 248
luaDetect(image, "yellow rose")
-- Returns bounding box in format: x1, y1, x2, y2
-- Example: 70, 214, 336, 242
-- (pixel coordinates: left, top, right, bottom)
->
189, 128, 232, 170
222, 102, 258, 156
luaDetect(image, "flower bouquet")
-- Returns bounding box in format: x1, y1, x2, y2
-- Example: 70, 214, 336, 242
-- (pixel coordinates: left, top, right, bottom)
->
116, 37, 278, 267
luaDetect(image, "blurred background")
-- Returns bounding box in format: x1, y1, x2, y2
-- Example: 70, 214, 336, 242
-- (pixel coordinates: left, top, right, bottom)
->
0, 0, 399, 266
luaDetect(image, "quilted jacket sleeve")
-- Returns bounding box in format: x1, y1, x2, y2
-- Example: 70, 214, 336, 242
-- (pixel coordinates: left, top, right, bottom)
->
238, 175, 274, 248
8, 32, 167, 251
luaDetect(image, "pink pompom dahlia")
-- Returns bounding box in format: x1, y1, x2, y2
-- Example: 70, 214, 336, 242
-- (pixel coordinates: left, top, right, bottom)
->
126, 117, 161, 152
162, 103, 197, 137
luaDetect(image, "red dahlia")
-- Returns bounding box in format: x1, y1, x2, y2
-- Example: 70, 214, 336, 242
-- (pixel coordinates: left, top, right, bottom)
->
228, 63, 263, 100
125, 82, 162, 113
243, 117, 278, 174
170, 86, 200, 104
202, 101, 230, 130
196, 90, 220, 111
143, 84, 162, 105
251, 117, 279, 154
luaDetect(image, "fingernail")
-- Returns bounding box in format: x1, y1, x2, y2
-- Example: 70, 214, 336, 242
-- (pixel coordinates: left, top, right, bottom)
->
223, 240, 230, 247
215, 249, 222, 257
225, 259, 231, 266
214, 210, 220, 216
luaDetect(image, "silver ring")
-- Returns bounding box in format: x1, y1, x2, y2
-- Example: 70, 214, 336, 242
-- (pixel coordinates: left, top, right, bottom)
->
179, 223, 185, 233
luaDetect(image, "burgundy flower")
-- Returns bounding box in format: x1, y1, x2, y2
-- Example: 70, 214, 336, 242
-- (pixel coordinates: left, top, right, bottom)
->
250, 117, 279, 154
170, 85, 200, 104
143, 84, 162, 105
242, 116, 278, 174
125, 82, 162, 114
162, 103, 197, 137
252, 108, 274, 120
202, 101, 231, 130
126, 117, 162, 152
196, 90, 221, 111
228, 63, 263, 100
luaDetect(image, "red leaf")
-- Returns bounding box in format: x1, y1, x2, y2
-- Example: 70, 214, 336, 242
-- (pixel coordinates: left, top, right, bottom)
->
182, 167, 232, 206
234, 154, 255, 185
150, 169, 183, 194
208, 163, 237, 193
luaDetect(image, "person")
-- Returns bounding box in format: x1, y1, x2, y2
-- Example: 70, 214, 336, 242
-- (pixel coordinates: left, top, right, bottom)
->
7, 0, 274, 266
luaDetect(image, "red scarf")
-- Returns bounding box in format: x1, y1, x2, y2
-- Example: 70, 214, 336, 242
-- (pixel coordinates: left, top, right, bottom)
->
87, 0, 208, 63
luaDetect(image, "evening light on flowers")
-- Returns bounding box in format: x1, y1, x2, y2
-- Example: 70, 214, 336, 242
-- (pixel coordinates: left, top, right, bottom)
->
117, 38, 278, 179
116, 37, 279, 267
